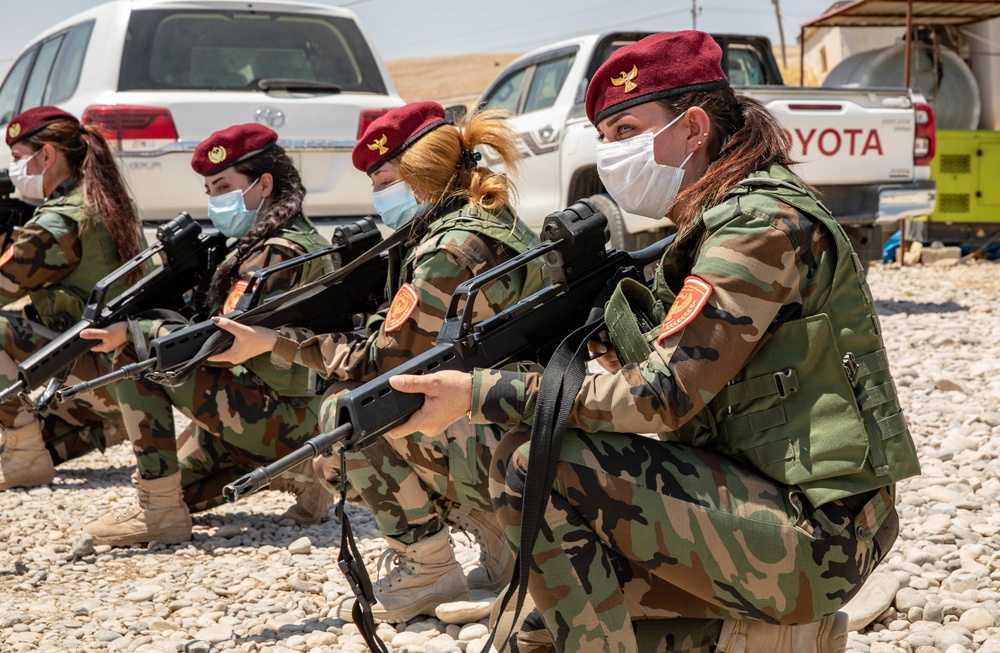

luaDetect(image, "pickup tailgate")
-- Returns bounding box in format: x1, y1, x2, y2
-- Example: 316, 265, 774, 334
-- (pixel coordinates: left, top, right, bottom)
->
741, 87, 916, 185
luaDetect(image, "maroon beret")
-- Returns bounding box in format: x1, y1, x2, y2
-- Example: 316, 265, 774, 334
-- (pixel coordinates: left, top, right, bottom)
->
6, 106, 79, 147
352, 101, 448, 175
191, 123, 278, 176
586, 31, 729, 125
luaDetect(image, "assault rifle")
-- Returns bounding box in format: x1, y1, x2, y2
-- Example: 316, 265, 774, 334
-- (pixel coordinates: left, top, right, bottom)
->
0, 169, 34, 237
223, 198, 673, 502
56, 217, 387, 400
0, 213, 231, 408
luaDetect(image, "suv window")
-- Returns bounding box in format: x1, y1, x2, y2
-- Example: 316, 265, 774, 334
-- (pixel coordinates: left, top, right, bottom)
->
523, 55, 574, 113
21, 36, 63, 110
120, 9, 387, 93
726, 43, 767, 85
0, 21, 94, 125
45, 22, 94, 105
0, 49, 36, 126
482, 67, 528, 113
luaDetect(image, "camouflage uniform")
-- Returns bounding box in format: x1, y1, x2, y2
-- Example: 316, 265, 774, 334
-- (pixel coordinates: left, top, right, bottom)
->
0, 184, 138, 463
112, 214, 333, 507
271, 201, 547, 544
473, 166, 918, 653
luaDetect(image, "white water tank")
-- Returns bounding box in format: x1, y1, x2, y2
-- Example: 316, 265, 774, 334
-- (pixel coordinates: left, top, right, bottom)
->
823, 42, 980, 130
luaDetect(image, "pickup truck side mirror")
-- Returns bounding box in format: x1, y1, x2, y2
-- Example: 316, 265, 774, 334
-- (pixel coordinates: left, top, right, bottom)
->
444, 104, 468, 124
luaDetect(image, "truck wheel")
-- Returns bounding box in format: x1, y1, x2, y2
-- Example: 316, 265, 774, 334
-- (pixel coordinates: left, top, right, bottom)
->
587, 193, 638, 250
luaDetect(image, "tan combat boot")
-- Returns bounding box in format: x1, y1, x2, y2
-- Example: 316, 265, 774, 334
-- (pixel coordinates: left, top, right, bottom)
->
369, 527, 468, 623
269, 458, 335, 525
0, 418, 55, 490
716, 611, 849, 653
448, 503, 515, 591
84, 471, 192, 547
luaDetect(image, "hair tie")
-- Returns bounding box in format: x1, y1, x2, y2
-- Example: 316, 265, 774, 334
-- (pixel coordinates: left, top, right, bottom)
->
461, 148, 481, 171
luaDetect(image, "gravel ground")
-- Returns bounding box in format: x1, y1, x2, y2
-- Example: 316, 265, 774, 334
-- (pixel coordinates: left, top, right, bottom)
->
0, 259, 998, 653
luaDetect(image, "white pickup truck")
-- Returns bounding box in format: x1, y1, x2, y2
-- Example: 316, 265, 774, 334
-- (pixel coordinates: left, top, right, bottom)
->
459, 32, 937, 263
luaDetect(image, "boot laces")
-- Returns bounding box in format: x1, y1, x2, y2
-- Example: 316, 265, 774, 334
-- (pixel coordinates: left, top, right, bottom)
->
376, 547, 416, 589
451, 510, 492, 565
114, 486, 150, 518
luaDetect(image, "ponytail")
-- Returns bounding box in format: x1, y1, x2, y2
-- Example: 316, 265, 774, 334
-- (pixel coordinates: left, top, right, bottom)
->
394, 109, 523, 216
660, 88, 806, 228
27, 121, 143, 276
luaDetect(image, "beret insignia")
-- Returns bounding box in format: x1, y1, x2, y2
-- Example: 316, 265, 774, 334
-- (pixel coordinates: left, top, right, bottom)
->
7, 123, 21, 139
611, 65, 639, 93
208, 146, 227, 165
368, 134, 388, 156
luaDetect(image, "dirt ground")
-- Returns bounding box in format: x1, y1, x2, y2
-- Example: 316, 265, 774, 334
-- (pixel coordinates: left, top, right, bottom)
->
385, 45, 809, 108
385, 53, 522, 107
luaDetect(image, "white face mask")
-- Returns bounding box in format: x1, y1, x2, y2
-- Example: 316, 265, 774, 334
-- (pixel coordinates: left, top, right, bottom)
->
9, 150, 45, 200
596, 110, 694, 219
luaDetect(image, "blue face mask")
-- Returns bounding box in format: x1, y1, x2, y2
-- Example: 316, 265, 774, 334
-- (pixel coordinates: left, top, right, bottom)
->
371, 181, 430, 231
207, 177, 263, 238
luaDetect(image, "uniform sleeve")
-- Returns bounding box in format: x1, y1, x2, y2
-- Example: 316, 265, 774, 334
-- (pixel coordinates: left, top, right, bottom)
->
0, 219, 80, 301
471, 205, 832, 436
223, 240, 308, 309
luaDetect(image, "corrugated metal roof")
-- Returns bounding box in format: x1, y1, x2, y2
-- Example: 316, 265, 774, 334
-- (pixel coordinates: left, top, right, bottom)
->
803, 0, 1000, 28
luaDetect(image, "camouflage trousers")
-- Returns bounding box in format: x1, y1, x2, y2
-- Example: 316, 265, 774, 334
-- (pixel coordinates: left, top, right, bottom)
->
490, 426, 895, 653
0, 310, 125, 464
113, 344, 322, 507
319, 382, 500, 545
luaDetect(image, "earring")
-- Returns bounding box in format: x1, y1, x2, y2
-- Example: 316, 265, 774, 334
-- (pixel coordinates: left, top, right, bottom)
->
697, 140, 703, 146
703, 132, 709, 137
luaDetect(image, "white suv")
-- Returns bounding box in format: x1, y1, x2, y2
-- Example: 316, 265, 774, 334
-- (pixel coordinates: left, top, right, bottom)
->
0, 0, 404, 225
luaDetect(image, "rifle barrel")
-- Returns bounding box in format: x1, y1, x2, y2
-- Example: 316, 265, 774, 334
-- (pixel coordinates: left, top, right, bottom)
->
223, 423, 353, 502
56, 358, 156, 402
0, 380, 24, 403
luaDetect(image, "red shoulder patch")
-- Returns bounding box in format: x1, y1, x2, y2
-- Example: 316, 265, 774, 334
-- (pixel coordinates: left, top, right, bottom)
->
384, 282, 419, 333
656, 276, 713, 344
222, 279, 249, 315
0, 246, 15, 268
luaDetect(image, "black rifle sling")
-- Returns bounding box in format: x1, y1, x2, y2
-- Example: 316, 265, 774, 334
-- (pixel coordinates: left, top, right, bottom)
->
485, 315, 606, 653
335, 448, 392, 653
163, 226, 409, 385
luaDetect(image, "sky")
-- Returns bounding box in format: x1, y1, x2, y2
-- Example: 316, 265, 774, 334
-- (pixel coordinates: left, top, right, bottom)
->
0, 0, 843, 76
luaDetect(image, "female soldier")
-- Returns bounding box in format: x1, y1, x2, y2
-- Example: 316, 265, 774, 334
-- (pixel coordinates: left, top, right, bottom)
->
382, 32, 919, 653
0, 106, 144, 490
81, 123, 335, 547
211, 101, 548, 622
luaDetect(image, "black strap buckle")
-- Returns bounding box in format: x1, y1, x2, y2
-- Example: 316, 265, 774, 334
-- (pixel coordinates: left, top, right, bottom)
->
773, 368, 799, 398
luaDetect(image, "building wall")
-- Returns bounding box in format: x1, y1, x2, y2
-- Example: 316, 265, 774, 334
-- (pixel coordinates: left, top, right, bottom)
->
803, 26, 904, 84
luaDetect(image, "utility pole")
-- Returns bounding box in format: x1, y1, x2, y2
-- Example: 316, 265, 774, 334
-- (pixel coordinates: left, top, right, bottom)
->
692, 0, 699, 29
772, 0, 788, 68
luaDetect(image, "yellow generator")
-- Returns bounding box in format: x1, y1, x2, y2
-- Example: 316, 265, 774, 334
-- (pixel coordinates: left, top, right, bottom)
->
907, 129, 1000, 245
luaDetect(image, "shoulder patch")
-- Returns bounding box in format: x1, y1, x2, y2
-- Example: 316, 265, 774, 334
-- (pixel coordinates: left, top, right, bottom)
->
384, 282, 419, 333
656, 276, 712, 344
222, 279, 249, 315
0, 246, 14, 268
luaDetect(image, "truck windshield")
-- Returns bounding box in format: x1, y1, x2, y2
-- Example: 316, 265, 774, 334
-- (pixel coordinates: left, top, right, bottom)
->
119, 9, 387, 93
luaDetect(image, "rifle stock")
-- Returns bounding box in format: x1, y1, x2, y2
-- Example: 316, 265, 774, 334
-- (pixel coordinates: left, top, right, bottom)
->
1, 213, 230, 403
223, 198, 674, 502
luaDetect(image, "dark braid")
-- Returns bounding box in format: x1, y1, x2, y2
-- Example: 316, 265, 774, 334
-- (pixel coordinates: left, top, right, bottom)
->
205, 144, 305, 307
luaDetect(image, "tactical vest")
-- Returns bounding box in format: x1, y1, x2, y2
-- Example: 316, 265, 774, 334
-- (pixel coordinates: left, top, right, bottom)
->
607, 165, 920, 506
392, 202, 548, 306
27, 186, 137, 332
241, 213, 335, 397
